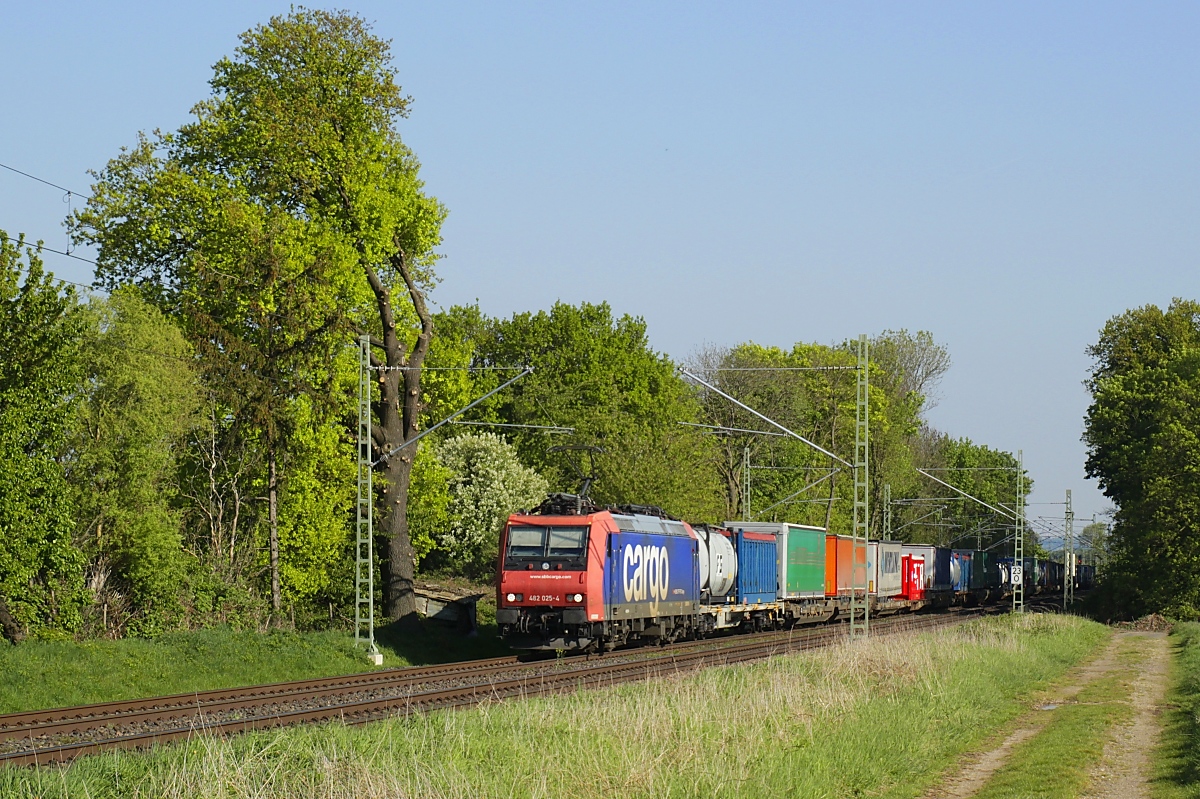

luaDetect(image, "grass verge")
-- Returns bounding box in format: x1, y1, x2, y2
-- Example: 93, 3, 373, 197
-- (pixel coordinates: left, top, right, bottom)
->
0, 613, 1109, 799
1152, 621, 1200, 798
0, 619, 508, 715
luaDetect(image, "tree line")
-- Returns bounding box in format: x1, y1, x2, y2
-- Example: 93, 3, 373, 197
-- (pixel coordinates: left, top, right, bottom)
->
1085, 299, 1200, 619
0, 10, 1033, 643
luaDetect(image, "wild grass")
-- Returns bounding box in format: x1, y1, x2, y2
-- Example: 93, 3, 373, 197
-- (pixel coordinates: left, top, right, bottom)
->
1152, 622, 1200, 798
0, 620, 508, 714
0, 613, 1109, 799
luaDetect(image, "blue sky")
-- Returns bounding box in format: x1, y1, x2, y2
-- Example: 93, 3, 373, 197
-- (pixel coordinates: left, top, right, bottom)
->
3, 2, 1198, 535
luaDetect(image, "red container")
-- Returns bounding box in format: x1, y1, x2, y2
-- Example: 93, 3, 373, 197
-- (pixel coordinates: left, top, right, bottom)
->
901, 554, 926, 600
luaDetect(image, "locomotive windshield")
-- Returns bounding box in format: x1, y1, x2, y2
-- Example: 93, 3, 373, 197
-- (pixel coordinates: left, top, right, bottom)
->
505, 525, 589, 567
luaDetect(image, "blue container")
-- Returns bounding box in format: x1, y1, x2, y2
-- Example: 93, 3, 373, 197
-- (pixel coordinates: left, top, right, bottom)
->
1046, 560, 1064, 591
604, 531, 700, 616
951, 550, 973, 592
735, 530, 778, 604
932, 548, 952, 591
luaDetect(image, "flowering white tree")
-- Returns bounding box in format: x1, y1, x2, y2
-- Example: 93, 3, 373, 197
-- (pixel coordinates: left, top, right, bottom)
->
437, 433, 549, 576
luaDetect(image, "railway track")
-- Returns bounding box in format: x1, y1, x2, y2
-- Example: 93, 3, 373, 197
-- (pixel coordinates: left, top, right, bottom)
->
0, 606, 997, 768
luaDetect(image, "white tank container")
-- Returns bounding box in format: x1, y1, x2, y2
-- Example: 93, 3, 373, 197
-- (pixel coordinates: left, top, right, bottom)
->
704, 531, 737, 597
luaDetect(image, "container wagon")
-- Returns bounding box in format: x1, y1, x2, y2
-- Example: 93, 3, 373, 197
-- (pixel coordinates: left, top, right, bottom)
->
727, 522, 834, 624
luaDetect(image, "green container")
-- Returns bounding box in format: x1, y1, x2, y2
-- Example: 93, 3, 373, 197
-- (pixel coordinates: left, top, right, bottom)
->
783, 525, 826, 598
724, 522, 827, 599
975, 550, 1001, 589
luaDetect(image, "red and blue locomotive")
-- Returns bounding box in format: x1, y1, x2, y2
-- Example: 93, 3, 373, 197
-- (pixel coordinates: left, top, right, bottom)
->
495, 494, 782, 651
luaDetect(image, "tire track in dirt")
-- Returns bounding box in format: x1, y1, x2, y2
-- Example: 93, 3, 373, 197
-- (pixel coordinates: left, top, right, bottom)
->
1079, 631, 1170, 799
920, 632, 1128, 799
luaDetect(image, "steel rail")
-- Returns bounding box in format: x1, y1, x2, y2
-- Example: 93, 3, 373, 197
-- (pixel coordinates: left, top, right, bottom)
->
0, 624, 845, 743
0, 610, 993, 768
0, 653, 527, 736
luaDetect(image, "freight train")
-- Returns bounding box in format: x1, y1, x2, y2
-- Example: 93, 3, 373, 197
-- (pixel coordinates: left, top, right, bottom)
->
495, 493, 1093, 651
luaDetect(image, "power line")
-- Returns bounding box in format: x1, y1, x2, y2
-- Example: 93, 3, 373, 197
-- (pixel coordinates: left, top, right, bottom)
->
32, 272, 93, 291
10, 245, 527, 371
748, 465, 836, 470
706, 366, 857, 372
0, 161, 92, 199
5, 245, 204, 365
918, 467, 1019, 471
370, 364, 527, 371
6, 243, 96, 291
678, 421, 788, 437
449, 421, 574, 433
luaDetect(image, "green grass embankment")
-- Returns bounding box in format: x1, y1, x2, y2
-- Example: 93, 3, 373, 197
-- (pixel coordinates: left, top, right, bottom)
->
1152, 622, 1200, 798
2, 613, 1109, 799
0, 619, 508, 714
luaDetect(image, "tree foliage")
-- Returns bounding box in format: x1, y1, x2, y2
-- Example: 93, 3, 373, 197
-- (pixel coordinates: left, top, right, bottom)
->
437, 302, 724, 521
67, 289, 201, 635
275, 392, 356, 604
0, 234, 87, 641
689, 340, 858, 528
911, 433, 1029, 549
1084, 299, 1200, 618
431, 433, 549, 578
71, 8, 447, 621
686, 331, 958, 536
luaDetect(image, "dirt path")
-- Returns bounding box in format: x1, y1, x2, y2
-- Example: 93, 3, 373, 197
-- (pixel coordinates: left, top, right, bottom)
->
1080, 632, 1171, 799
921, 631, 1168, 799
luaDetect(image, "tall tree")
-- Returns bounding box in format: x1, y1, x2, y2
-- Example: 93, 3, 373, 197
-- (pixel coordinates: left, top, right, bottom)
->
0, 233, 87, 641
72, 10, 447, 621
1084, 300, 1200, 617
185, 211, 356, 613
913, 434, 1029, 550
867, 330, 949, 533
68, 289, 201, 635
689, 341, 860, 530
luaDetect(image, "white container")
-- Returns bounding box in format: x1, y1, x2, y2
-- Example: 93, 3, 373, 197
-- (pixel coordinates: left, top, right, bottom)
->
694, 525, 710, 590
873, 541, 903, 597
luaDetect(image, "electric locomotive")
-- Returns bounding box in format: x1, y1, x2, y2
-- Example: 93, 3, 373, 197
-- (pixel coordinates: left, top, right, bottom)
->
495, 493, 703, 651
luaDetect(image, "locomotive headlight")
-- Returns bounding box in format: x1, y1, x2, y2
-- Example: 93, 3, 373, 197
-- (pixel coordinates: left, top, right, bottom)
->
506, 593, 516, 602
571, 593, 583, 603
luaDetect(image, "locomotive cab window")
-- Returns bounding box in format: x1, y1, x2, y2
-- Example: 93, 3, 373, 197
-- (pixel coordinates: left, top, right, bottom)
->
548, 527, 587, 557
505, 525, 589, 568
507, 527, 547, 558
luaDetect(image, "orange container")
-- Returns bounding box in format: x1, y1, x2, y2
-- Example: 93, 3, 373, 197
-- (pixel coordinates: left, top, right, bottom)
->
833, 535, 868, 595
825, 535, 838, 596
